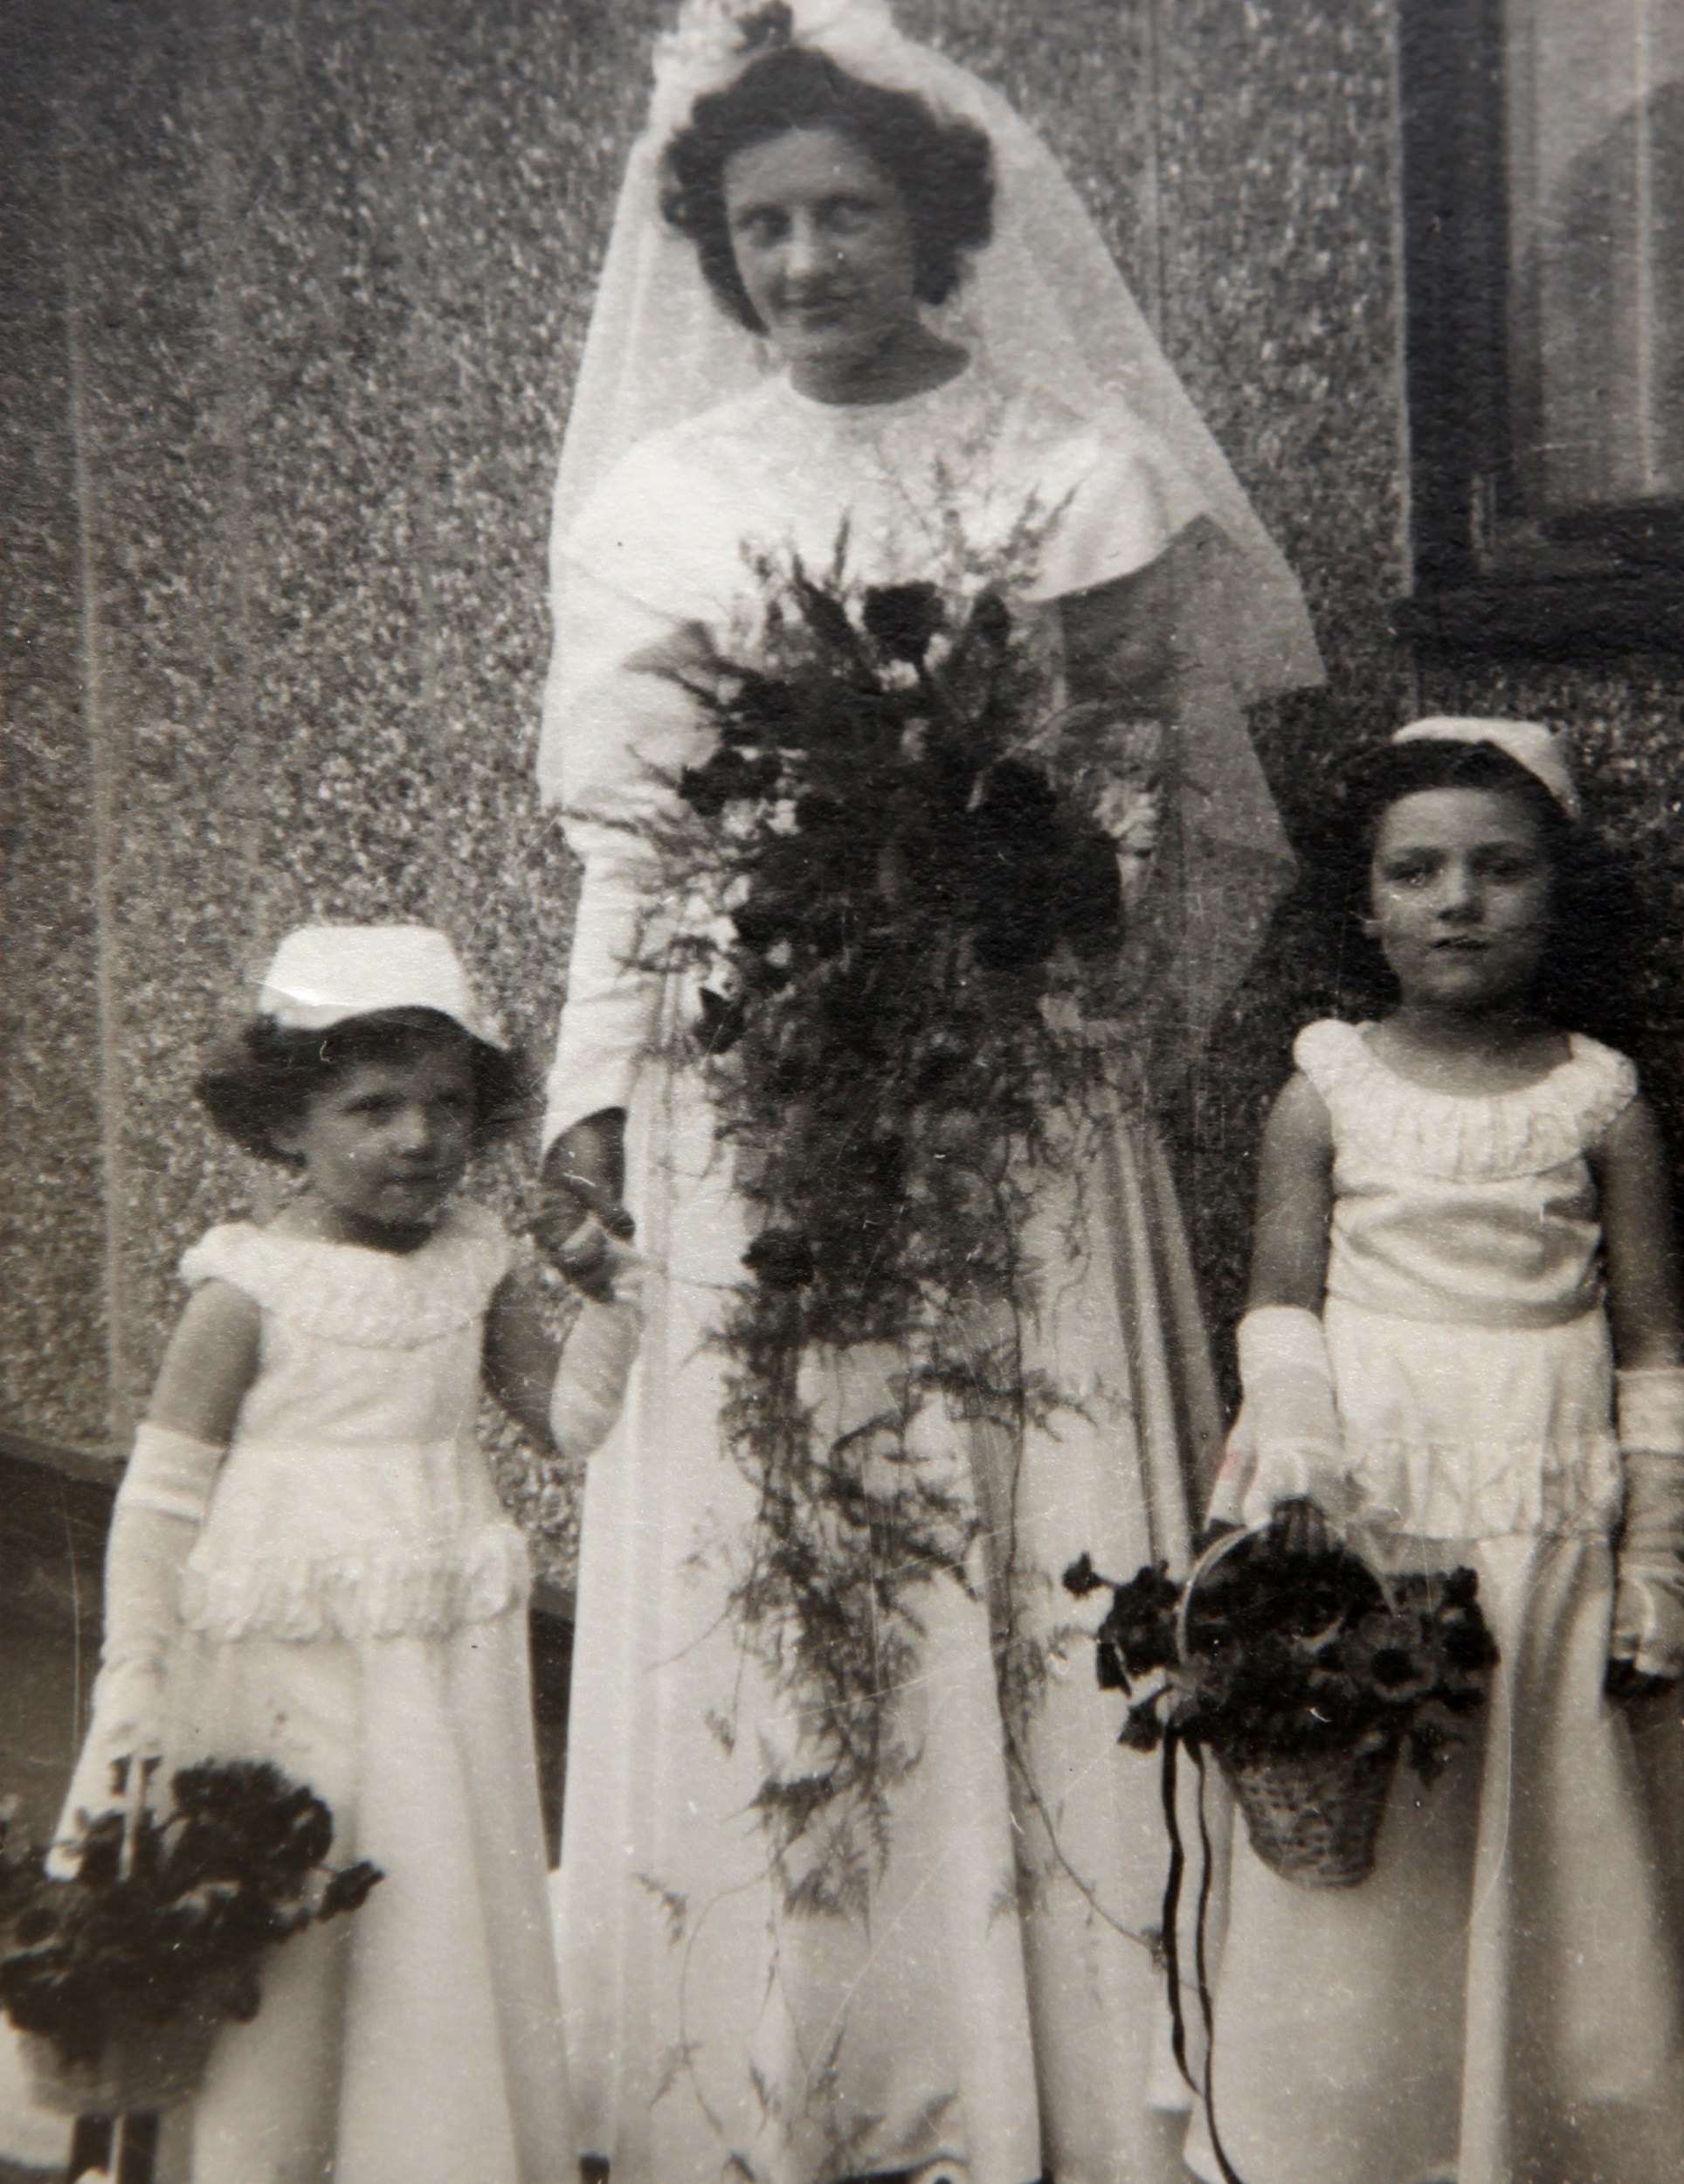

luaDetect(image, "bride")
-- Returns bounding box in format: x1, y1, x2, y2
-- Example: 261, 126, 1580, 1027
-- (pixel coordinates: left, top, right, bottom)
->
535, 7, 1321, 2181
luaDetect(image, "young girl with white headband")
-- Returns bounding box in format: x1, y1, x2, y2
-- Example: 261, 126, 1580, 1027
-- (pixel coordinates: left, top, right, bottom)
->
1204, 722, 1684, 2184
57, 924, 641, 2184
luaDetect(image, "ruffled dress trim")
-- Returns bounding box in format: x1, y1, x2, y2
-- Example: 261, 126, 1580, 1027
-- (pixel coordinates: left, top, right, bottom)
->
180, 1202, 513, 1348
1340, 1432, 1622, 1543
181, 1508, 532, 1642
178, 1205, 529, 1642
1293, 1020, 1637, 1181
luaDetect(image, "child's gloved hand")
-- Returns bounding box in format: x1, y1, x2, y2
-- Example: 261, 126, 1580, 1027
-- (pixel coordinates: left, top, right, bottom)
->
51, 1662, 167, 1875
1208, 1307, 1361, 1535
1612, 1371, 1684, 1687
549, 1246, 645, 1458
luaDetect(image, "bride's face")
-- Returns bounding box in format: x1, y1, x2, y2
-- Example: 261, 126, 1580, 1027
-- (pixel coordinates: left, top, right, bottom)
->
721, 126, 923, 388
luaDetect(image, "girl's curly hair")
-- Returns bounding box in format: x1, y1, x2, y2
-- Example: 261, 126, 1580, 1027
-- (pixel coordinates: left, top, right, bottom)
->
660, 45, 995, 334
194, 1009, 529, 1165
1301, 736, 1646, 1051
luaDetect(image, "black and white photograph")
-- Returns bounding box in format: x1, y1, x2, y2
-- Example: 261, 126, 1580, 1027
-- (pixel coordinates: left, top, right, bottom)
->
3, 3, 1683, 2181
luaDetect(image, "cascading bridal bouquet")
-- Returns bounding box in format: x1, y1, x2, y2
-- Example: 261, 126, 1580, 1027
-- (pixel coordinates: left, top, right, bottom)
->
638, 518, 1169, 1910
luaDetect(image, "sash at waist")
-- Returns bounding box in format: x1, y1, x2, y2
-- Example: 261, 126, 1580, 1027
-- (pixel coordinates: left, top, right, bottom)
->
1322, 1274, 1604, 1331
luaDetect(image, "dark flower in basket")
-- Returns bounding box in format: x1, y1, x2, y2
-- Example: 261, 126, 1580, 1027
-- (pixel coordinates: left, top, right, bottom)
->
862, 581, 944, 666
1065, 1534, 1499, 1785
0, 1762, 380, 2071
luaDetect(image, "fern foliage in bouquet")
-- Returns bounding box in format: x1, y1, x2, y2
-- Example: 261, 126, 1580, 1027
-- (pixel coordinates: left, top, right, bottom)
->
641, 522, 1165, 1907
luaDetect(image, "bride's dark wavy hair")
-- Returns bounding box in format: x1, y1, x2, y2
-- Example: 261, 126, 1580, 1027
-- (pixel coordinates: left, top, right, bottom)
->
660, 45, 995, 333
1301, 736, 1646, 1048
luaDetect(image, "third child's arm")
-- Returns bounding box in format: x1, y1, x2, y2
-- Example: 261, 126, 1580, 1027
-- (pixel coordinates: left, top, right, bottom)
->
1246, 1071, 1335, 1312
1597, 1095, 1682, 1370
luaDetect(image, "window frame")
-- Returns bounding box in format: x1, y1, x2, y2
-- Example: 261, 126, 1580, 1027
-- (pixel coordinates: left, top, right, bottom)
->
1394, 0, 1684, 657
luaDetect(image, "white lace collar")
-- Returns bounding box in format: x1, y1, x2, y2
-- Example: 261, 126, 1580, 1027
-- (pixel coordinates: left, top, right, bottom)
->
1294, 1019, 1637, 1181
179, 1201, 513, 1350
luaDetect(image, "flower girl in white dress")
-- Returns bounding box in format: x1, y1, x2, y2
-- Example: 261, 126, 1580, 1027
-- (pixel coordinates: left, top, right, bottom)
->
1206, 722, 1684, 2184
58, 925, 640, 2184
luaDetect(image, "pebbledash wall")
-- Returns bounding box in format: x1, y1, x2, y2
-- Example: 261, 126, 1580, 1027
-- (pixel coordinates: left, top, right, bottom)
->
4, 0, 1683, 1583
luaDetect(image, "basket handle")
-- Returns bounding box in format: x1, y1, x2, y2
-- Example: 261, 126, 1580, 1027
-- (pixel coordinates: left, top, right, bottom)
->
115, 1754, 158, 1883
1174, 1524, 1264, 1660
1176, 1517, 1391, 1659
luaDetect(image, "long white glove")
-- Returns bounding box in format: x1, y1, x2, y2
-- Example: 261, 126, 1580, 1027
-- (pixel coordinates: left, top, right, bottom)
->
54, 1425, 223, 1850
549, 1258, 645, 1459
1612, 1368, 1684, 1682
1209, 1305, 1359, 1533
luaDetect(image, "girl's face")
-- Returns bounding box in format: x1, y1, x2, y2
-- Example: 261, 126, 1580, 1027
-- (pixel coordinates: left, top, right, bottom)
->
276, 1039, 475, 1246
722, 126, 921, 393
1367, 785, 1554, 1013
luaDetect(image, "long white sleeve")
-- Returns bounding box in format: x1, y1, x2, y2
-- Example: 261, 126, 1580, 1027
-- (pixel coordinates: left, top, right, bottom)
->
55, 1426, 224, 1843
541, 566, 711, 1153
1612, 1368, 1684, 1681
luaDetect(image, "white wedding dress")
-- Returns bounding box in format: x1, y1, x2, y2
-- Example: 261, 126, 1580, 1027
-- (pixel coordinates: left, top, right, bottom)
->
542, 362, 1284, 2184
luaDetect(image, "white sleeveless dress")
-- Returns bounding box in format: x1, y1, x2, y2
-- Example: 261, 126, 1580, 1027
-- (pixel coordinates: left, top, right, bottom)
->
162, 1206, 573, 2184
1190, 1023, 1684, 2184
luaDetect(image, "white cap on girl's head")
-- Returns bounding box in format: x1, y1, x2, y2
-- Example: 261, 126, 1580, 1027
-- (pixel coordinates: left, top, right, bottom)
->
1391, 716, 1581, 821
256, 925, 507, 1048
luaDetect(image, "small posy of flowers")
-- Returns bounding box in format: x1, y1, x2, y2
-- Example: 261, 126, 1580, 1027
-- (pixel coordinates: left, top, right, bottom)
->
0, 1763, 380, 2069
1063, 1534, 1499, 1780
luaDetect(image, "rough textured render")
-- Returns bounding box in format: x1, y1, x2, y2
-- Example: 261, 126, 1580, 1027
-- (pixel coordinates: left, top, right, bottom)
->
4, 0, 1682, 1583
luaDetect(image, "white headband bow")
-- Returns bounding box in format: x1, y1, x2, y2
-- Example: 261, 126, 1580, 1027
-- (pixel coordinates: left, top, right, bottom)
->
648, 0, 905, 146
1392, 717, 1581, 821
256, 925, 507, 1048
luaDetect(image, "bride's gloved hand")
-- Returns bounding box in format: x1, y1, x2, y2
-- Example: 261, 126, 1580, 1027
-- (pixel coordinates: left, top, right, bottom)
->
536, 1109, 633, 1301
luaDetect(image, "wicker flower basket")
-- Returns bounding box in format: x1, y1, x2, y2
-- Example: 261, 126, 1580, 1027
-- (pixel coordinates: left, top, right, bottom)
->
1219, 1737, 1398, 1889
21, 2004, 221, 2117
1179, 1525, 1402, 1890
